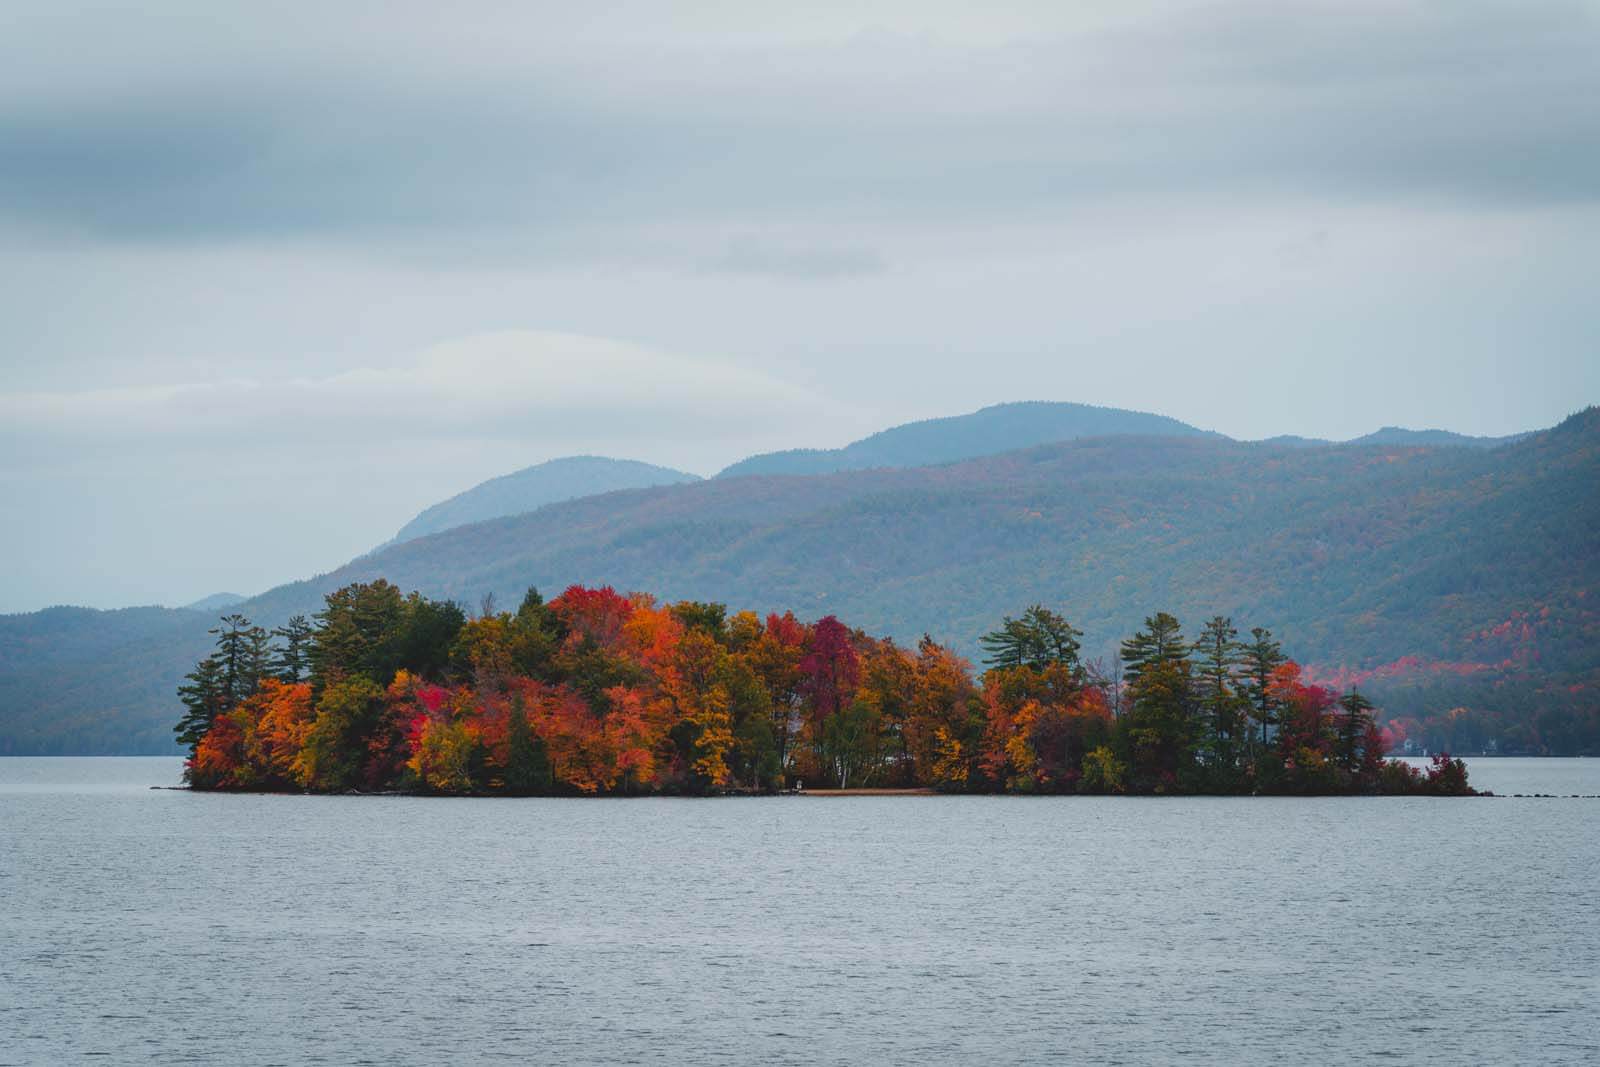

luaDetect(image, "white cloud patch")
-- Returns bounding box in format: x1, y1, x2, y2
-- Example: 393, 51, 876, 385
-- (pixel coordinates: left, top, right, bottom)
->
1, 330, 853, 455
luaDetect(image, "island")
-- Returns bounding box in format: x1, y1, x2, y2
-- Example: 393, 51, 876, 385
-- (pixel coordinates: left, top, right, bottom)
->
176, 580, 1472, 796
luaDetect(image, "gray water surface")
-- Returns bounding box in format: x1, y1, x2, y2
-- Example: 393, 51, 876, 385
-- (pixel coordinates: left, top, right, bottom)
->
3, 757, 1597, 1065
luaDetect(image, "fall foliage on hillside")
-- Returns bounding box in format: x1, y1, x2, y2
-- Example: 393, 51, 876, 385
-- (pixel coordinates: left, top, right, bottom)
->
179, 580, 1472, 796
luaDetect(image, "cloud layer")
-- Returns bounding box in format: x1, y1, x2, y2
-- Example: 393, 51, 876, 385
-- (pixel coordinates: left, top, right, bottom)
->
1, 1, 1596, 612
3, 1, 1597, 252
1, 331, 841, 452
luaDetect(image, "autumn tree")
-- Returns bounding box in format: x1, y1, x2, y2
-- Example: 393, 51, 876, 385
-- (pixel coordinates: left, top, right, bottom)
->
905, 636, 983, 791
297, 676, 385, 791
797, 616, 860, 783
175, 579, 1467, 799
188, 708, 250, 790
451, 597, 562, 690
248, 679, 314, 786
742, 612, 808, 779
663, 627, 737, 790
852, 639, 918, 785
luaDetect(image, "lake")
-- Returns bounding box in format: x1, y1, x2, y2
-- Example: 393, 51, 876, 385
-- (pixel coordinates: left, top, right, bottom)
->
3, 757, 1596, 1065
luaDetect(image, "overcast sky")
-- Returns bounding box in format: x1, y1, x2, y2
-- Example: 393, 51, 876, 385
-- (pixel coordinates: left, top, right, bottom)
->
3, 0, 1597, 612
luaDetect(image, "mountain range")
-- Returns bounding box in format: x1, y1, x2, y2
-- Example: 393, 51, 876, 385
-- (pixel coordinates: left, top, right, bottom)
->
715, 400, 1221, 478
1260, 427, 1529, 450
2, 400, 1592, 755
389, 456, 700, 545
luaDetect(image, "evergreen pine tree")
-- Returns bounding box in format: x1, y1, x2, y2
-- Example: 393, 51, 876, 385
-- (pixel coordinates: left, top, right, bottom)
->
980, 605, 1083, 672
272, 615, 314, 682
1195, 615, 1245, 776
211, 614, 267, 707
1239, 627, 1287, 751
174, 655, 227, 756
1119, 614, 1197, 790
241, 623, 272, 701
1120, 612, 1187, 684
1337, 690, 1377, 773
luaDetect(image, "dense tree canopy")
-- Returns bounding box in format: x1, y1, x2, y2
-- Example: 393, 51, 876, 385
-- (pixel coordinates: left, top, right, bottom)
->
180, 583, 1473, 796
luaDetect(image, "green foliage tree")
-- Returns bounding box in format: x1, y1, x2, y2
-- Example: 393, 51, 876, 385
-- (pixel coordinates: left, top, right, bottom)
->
1119, 612, 1188, 684
1120, 654, 1197, 791
1079, 744, 1126, 794
979, 605, 1083, 672
502, 703, 553, 794
272, 615, 314, 682
1118, 614, 1195, 790
176, 614, 268, 760
394, 594, 467, 681
298, 676, 384, 791
310, 580, 464, 691
1194, 615, 1247, 784
174, 655, 227, 757
1336, 690, 1377, 773
1239, 626, 1287, 751
734, 708, 782, 790
716, 652, 781, 789
309, 580, 406, 690
819, 697, 883, 789
211, 613, 269, 707
670, 600, 728, 636
242, 624, 273, 700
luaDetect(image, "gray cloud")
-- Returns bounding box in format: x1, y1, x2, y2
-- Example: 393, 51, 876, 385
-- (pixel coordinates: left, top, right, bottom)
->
0, 331, 861, 461
1, 1, 1595, 254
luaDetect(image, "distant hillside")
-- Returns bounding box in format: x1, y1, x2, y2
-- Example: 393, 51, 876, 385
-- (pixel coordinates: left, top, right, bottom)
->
391, 456, 701, 544
1255, 435, 1333, 448
716, 401, 1220, 478
5, 408, 1593, 755
0, 606, 214, 754
1256, 428, 1522, 449
182, 592, 246, 612
1348, 427, 1526, 449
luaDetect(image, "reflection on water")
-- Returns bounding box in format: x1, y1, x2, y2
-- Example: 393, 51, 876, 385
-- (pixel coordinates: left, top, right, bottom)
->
2, 757, 1597, 1065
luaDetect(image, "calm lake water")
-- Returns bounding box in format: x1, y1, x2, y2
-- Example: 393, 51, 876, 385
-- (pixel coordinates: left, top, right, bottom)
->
3, 758, 1596, 1066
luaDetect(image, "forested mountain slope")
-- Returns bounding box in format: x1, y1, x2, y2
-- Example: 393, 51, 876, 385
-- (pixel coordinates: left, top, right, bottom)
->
715, 400, 1220, 478
1348, 427, 1527, 448
384, 407, 1524, 544
390, 456, 701, 544
0, 606, 213, 753
3, 409, 1594, 754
